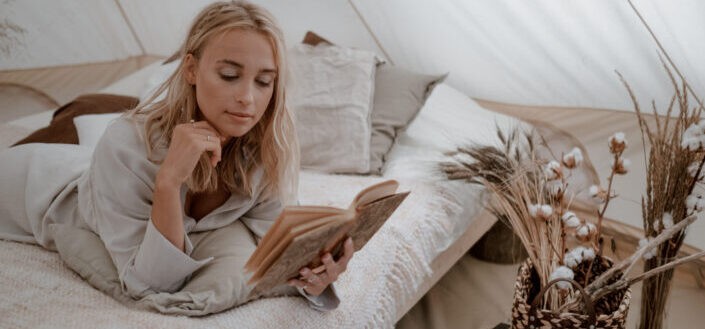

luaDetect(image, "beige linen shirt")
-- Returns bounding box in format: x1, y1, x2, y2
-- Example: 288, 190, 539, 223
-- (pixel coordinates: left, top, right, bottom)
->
74, 116, 337, 310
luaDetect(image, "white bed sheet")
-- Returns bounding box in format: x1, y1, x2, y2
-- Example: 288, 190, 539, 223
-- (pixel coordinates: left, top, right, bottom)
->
0, 63, 484, 328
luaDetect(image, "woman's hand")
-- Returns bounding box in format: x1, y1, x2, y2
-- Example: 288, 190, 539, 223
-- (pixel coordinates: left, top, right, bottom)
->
288, 237, 355, 296
156, 120, 225, 187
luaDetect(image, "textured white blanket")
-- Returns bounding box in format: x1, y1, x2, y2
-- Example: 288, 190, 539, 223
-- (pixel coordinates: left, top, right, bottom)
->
0, 170, 481, 328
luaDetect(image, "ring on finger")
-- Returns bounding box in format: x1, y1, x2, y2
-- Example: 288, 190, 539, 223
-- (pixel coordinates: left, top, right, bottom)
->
189, 119, 195, 128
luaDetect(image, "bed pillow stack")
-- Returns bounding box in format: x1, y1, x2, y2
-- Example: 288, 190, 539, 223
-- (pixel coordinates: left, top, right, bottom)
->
295, 32, 447, 175
287, 43, 379, 173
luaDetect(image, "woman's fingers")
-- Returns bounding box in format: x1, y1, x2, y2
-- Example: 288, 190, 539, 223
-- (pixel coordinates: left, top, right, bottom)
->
182, 121, 223, 167
337, 237, 355, 272
292, 267, 327, 296
291, 239, 357, 297
195, 135, 222, 166
189, 120, 226, 141
321, 253, 339, 282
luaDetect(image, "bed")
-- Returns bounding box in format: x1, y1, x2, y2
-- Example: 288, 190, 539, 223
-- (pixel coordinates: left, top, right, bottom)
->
0, 56, 514, 328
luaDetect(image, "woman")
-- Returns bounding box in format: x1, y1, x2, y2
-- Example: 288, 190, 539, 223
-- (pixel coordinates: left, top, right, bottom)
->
0, 0, 351, 311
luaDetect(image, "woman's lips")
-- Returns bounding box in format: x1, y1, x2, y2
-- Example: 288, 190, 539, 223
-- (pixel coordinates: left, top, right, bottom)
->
226, 111, 253, 123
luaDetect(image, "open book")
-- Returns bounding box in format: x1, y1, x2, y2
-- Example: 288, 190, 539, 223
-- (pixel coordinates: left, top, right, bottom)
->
245, 179, 410, 296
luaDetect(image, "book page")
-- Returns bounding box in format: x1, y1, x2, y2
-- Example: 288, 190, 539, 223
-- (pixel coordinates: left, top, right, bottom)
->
246, 207, 343, 271
349, 191, 410, 251
350, 179, 399, 209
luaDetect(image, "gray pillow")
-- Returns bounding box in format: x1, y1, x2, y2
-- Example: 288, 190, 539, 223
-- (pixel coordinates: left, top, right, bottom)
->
369, 65, 447, 174
51, 221, 297, 316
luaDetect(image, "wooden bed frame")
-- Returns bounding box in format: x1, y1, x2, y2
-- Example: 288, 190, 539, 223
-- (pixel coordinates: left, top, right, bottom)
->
396, 209, 498, 321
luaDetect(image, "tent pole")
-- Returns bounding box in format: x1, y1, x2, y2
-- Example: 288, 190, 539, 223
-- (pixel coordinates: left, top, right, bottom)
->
114, 0, 146, 56
347, 0, 394, 65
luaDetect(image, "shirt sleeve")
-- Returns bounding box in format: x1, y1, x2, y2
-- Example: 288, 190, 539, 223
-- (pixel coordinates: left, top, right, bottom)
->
81, 118, 211, 298
297, 285, 341, 311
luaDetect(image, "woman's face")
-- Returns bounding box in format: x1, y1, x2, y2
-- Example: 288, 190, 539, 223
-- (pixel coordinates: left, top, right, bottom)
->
185, 28, 277, 140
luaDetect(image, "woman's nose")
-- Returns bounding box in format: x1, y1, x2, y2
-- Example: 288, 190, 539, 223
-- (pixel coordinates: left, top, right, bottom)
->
235, 82, 254, 106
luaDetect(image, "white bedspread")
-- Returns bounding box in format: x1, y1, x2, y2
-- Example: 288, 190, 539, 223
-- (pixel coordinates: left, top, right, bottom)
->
0, 168, 482, 328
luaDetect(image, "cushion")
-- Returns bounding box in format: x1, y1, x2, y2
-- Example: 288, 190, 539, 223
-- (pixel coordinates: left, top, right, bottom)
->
12, 94, 139, 146
51, 220, 297, 316
73, 113, 123, 150
301, 31, 446, 174
369, 66, 446, 174
288, 43, 379, 173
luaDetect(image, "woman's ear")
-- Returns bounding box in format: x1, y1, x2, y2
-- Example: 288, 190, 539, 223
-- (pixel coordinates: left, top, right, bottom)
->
184, 54, 198, 85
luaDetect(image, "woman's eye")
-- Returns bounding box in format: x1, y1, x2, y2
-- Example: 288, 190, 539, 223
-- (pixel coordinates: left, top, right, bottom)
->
220, 74, 238, 81
256, 79, 272, 87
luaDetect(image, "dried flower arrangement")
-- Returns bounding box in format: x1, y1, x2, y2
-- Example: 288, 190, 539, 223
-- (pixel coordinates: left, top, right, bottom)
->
440, 122, 704, 327
618, 1, 705, 328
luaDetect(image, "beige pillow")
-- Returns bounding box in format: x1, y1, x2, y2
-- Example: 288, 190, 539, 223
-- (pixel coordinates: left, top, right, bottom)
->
299, 31, 446, 174
288, 43, 379, 173
369, 65, 447, 174
51, 221, 297, 316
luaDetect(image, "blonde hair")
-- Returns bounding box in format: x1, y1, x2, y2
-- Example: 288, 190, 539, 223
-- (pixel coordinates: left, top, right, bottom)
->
132, 0, 299, 204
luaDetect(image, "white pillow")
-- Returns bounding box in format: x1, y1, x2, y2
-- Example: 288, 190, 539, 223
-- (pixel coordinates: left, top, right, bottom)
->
382, 83, 526, 180
73, 113, 123, 150
288, 44, 380, 174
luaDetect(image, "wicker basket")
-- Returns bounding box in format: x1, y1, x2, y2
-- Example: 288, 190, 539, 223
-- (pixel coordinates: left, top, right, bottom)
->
510, 257, 631, 329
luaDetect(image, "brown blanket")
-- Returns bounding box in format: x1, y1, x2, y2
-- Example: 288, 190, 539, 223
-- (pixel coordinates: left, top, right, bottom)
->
13, 94, 138, 146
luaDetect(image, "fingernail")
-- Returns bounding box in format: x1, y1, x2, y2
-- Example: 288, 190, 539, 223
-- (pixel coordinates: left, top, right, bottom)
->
324, 254, 333, 261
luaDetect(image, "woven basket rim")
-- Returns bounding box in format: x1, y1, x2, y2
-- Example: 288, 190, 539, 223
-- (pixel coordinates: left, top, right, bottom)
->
515, 257, 631, 320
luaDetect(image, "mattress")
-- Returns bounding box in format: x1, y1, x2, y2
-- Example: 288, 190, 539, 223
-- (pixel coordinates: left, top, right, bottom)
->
0, 63, 488, 328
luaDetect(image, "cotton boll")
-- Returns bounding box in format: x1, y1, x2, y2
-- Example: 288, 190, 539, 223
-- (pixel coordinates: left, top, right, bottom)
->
653, 219, 661, 232
549, 266, 575, 290
586, 222, 596, 233
698, 198, 705, 212
564, 252, 580, 268
544, 160, 562, 180
562, 148, 583, 169
589, 185, 607, 204
576, 225, 590, 240
562, 212, 581, 228
609, 132, 627, 154
564, 216, 581, 228
547, 181, 565, 199
662, 212, 674, 229
683, 137, 701, 151
612, 157, 631, 175
581, 247, 596, 261
575, 222, 597, 242
528, 203, 539, 218
686, 195, 704, 212
540, 204, 554, 219
638, 237, 657, 260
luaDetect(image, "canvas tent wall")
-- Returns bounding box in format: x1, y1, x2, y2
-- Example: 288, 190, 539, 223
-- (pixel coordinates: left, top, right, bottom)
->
1, 0, 704, 250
